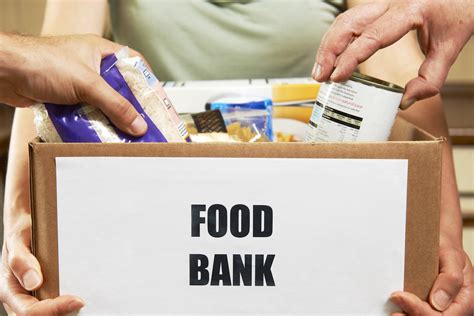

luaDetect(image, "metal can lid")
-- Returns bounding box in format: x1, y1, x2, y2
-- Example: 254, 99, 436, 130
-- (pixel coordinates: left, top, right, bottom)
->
350, 72, 404, 93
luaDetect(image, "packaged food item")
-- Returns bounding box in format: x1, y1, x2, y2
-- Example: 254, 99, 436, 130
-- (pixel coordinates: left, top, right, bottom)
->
275, 132, 296, 142
163, 77, 320, 113
210, 97, 273, 142
305, 72, 403, 142
225, 119, 269, 142
180, 110, 227, 135
33, 48, 189, 143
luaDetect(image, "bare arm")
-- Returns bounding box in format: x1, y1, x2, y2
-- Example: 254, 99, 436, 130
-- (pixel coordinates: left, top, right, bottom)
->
1, 108, 86, 315
41, 0, 108, 36
314, 0, 474, 108
1, 1, 110, 314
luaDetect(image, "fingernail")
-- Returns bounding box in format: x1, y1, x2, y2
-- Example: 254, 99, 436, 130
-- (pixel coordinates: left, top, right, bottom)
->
22, 269, 42, 291
390, 293, 400, 302
67, 298, 85, 312
312, 63, 322, 80
330, 67, 342, 81
130, 115, 147, 135
400, 98, 417, 110
432, 290, 451, 311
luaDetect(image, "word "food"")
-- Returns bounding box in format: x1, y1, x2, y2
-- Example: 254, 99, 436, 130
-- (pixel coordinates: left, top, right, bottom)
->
191, 204, 273, 238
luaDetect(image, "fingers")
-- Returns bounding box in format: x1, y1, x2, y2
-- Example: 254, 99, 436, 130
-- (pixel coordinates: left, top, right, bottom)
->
390, 291, 438, 316
330, 7, 420, 82
313, 2, 389, 81
429, 247, 465, 311
0, 251, 84, 316
401, 49, 456, 109
77, 73, 148, 136
75, 36, 149, 136
73, 34, 150, 136
5, 293, 84, 316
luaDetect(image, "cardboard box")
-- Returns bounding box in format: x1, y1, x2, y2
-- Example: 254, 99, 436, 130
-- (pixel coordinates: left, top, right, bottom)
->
29, 117, 442, 310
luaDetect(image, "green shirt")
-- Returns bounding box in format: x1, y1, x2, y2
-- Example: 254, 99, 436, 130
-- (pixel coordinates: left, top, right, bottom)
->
109, 0, 344, 81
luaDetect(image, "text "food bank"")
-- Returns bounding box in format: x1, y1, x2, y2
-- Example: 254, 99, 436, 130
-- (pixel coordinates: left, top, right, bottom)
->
190, 204, 276, 286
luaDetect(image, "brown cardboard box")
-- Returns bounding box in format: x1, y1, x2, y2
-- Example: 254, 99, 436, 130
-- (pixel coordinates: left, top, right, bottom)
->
29, 117, 442, 302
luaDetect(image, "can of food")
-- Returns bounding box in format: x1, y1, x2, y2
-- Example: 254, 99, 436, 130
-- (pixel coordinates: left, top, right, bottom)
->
304, 72, 404, 142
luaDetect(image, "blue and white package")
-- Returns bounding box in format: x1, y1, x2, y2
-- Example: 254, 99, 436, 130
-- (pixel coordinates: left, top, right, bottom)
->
210, 97, 273, 141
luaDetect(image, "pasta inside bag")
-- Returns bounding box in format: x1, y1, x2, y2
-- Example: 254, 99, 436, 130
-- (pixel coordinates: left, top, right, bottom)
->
33, 48, 189, 143
209, 97, 274, 142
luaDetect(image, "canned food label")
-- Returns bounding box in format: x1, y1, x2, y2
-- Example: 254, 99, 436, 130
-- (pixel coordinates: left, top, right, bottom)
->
305, 78, 402, 142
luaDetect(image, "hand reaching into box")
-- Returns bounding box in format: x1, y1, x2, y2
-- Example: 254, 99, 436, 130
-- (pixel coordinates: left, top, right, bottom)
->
313, 0, 474, 109
0, 33, 149, 137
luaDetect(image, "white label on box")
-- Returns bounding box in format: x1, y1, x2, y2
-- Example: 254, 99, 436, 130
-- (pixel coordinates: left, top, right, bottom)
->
56, 157, 408, 315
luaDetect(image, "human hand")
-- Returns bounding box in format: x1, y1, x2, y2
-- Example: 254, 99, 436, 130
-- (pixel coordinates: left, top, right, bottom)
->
390, 244, 474, 315
313, 0, 474, 109
0, 33, 148, 136
0, 213, 84, 315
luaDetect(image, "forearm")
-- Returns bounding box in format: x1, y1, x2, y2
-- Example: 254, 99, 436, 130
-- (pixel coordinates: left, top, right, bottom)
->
1, 111, 85, 313
3, 109, 37, 238
41, 0, 108, 36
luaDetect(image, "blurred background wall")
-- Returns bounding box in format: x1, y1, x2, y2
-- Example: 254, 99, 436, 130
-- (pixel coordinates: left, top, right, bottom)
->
0, 0, 46, 34
0, 0, 473, 312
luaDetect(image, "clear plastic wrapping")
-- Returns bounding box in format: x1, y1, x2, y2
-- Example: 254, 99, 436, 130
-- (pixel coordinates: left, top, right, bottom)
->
210, 97, 273, 142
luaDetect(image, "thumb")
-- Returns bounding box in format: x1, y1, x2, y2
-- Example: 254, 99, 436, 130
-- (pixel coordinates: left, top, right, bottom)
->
5, 293, 84, 316
6, 239, 43, 291
400, 49, 455, 110
428, 247, 465, 311
78, 73, 148, 137
390, 291, 437, 316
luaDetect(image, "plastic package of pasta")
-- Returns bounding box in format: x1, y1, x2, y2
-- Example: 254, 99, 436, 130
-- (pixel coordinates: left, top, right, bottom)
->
210, 97, 273, 142
33, 48, 189, 143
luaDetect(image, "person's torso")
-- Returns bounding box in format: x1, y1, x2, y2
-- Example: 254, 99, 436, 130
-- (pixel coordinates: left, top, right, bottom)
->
109, 0, 344, 81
